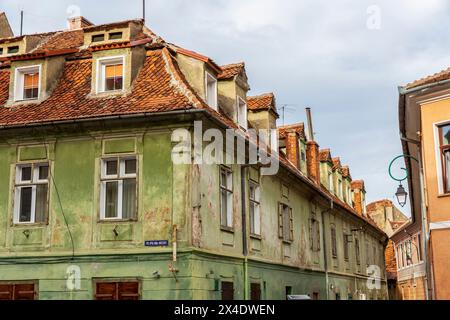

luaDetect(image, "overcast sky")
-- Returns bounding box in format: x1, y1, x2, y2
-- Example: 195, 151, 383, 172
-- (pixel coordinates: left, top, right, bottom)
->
3, 0, 450, 216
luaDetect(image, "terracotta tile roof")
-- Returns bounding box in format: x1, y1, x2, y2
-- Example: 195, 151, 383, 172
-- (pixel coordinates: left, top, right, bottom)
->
351, 180, 365, 192
35, 30, 84, 52
405, 67, 450, 90
248, 93, 278, 114
278, 122, 305, 140
341, 165, 351, 179
319, 149, 332, 163
218, 62, 245, 80
0, 49, 198, 127
366, 199, 394, 213
332, 157, 341, 171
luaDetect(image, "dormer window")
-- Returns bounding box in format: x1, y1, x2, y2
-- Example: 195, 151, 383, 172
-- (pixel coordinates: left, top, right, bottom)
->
237, 96, 248, 129
328, 171, 334, 192
14, 65, 41, 101
92, 34, 105, 42
96, 56, 124, 93
8, 46, 19, 54
0, 48, 3, 55
205, 72, 217, 110
109, 32, 123, 40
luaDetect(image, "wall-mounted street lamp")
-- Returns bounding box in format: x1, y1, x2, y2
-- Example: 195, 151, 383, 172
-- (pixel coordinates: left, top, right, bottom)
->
388, 155, 418, 208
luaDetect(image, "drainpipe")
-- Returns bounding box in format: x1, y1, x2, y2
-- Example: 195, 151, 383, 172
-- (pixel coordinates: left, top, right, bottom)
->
241, 165, 249, 300
417, 150, 432, 300
321, 196, 334, 300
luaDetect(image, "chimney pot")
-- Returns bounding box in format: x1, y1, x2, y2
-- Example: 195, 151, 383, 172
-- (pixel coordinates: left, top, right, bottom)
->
67, 16, 93, 30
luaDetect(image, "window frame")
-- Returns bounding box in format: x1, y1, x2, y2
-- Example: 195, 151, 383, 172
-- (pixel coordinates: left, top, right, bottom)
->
438, 124, 450, 194
96, 55, 125, 94
331, 225, 337, 258
310, 217, 321, 252
205, 71, 218, 110
249, 181, 261, 237
343, 233, 350, 261
220, 166, 234, 230
13, 162, 49, 225
355, 237, 361, 265
14, 65, 42, 102
99, 156, 138, 221
237, 96, 248, 130
278, 202, 293, 243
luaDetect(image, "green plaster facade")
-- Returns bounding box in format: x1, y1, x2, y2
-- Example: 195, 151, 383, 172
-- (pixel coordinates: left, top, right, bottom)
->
0, 115, 388, 300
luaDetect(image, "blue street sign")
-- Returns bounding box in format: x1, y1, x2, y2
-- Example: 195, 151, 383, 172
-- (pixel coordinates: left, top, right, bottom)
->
145, 240, 169, 247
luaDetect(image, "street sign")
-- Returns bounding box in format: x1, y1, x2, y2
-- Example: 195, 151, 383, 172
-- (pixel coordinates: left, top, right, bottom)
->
144, 240, 169, 247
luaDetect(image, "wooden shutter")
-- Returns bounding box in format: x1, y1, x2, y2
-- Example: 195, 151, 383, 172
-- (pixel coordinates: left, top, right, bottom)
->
95, 282, 117, 300
221, 282, 234, 300
289, 207, 294, 242
118, 282, 140, 300
278, 203, 284, 239
0, 284, 13, 300
250, 283, 261, 300
14, 283, 35, 300
309, 218, 314, 250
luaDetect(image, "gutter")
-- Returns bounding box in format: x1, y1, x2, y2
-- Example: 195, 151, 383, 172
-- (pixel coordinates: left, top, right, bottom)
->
321, 194, 334, 300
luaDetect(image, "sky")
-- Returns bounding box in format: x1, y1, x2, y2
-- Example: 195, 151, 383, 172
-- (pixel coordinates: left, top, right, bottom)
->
3, 0, 450, 217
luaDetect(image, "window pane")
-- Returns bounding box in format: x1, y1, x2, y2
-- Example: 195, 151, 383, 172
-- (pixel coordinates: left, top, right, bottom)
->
105, 181, 118, 218
38, 165, 49, 180
21, 166, 32, 182
122, 179, 136, 220
35, 184, 48, 223
124, 159, 136, 175
441, 125, 450, 145
445, 151, 450, 191
114, 77, 123, 90
249, 185, 255, 200
250, 203, 255, 234
220, 170, 227, 188
106, 160, 118, 176
221, 190, 228, 226
19, 187, 33, 222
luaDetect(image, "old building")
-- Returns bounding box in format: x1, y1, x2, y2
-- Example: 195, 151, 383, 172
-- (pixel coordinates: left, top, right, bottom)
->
366, 200, 409, 300
398, 67, 450, 300
0, 14, 387, 300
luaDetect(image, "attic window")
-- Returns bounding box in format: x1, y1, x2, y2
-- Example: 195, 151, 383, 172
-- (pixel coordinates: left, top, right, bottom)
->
14, 65, 41, 101
237, 96, 248, 130
92, 34, 105, 42
8, 46, 19, 54
205, 72, 217, 110
96, 56, 124, 93
109, 32, 123, 40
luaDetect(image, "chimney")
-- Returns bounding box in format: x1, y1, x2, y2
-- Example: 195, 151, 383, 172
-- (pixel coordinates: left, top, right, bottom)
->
285, 130, 300, 168
0, 12, 14, 38
67, 16, 94, 30
351, 180, 366, 216
306, 141, 320, 185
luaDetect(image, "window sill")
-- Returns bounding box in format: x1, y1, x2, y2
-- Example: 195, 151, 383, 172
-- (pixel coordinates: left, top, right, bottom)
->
220, 226, 234, 233
282, 240, 293, 245
98, 219, 138, 224
11, 223, 47, 228
250, 234, 262, 240
437, 193, 450, 198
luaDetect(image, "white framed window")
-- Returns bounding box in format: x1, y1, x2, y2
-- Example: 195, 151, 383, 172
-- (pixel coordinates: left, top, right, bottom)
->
347, 185, 352, 204
14, 65, 41, 101
13, 163, 49, 224
338, 179, 343, 198
237, 96, 248, 130
220, 166, 233, 229
328, 172, 334, 193
96, 56, 125, 93
249, 182, 261, 236
205, 72, 218, 110
100, 156, 137, 220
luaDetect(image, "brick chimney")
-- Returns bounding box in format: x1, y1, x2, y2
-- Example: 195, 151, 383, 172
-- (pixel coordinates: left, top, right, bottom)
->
351, 180, 366, 216
68, 16, 94, 30
306, 141, 320, 185
285, 130, 300, 168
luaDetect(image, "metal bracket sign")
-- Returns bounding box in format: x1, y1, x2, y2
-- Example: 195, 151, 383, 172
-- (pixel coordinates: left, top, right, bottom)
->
144, 240, 169, 247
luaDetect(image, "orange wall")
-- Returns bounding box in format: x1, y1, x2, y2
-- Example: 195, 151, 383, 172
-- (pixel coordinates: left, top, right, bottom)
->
421, 97, 450, 299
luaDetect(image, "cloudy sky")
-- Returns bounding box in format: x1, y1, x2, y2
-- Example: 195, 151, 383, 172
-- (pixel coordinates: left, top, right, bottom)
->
3, 0, 450, 216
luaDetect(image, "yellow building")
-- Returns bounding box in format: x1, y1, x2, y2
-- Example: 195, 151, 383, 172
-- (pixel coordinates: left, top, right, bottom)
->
399, 67, 450, 300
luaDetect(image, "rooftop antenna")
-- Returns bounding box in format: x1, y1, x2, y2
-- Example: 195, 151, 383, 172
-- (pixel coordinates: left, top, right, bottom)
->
142, 0, 146, 22
20, 10, 23, 36
279, 104, 296, 126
